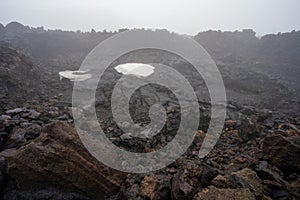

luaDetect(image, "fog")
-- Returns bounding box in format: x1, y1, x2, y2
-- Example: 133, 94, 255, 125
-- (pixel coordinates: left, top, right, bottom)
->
1, 0, 299, 35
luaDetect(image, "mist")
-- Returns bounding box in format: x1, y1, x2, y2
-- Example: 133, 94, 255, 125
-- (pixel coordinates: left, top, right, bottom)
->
1, 0, 300, 35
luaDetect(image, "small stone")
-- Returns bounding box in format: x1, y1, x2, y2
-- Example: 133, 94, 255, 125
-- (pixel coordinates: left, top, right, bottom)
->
20, 122, 32, 128
27, 109, 41, 119
0, 115, 11, 120
25, 124, 42, 140
107, 127, 114, 132
238, 117, 261, 142
120, 133, 132, 140
140, 175, 158, 199
5, 108, 23, 115
57, 114, 68, 120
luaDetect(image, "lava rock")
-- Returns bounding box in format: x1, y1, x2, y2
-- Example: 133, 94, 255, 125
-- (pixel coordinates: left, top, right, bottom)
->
140, 175, 158, 199
260, 134, 300, 174
5, 108, 23, 115
238, 117, 261, 142
57, 114, 69, 120
24, 124, 42, 140
7, 127, 27, 147
195, 186, 255, 200
211, 168, 264, 198
5, 122, 126, 199
254, 161, 288, 188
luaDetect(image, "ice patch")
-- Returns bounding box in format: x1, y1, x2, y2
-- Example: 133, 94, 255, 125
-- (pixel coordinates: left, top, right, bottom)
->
115, 63, 154, 77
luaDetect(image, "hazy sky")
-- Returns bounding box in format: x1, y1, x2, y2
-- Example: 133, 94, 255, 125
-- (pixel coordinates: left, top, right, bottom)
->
1, 0, 299, 35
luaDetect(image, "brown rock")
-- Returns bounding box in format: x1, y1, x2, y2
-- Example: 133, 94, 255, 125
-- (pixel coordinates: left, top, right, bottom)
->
211, 174, 233, 188
195, 186, 256, 200
5, 122, 126, 199
140, 175, 158, 199
172, 170, 196, 200
261, 134, 300, 174
211, 168, 264, 198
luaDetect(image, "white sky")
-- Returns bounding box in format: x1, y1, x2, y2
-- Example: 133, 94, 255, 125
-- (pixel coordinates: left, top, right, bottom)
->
0, 0, 299, 35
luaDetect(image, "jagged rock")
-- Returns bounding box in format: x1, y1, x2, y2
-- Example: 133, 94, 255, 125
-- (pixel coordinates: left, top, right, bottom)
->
254, 161, 288, 188
140, 175, 158, 199
260, 134, 300, 174
211, 168, 264, 198
238, 117, 261, 142
24, 124, 42, 140
171, 171, 195, 200
195, 186, 256, 200
21, 109, 41, 119
199, 165, 218, 187
5, 122, 126, 199
7, 127, 27, 147
171, 161, 216, 200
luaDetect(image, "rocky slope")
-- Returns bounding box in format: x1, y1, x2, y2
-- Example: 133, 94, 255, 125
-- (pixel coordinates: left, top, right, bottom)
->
1, 22, 299, 111
0, 98, 299, 199
0, 22, 299, 200
0, 42, 46, 109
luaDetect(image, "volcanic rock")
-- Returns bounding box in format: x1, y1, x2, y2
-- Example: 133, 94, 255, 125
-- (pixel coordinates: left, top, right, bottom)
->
195, 186, 256, 200
260, 134, 300, 174
5, 108, 23, 115
238, 116, 261, 142
211, 168, 264, 198
140, 175, 158, 199
4, 121, 126, 199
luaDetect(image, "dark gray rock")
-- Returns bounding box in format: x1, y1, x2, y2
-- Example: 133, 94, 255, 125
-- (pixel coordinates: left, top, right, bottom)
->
5, 108, 23, 115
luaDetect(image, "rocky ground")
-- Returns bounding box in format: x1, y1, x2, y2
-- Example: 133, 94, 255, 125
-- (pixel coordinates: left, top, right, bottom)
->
0, 23, 299, 200
0, 95, 299, 200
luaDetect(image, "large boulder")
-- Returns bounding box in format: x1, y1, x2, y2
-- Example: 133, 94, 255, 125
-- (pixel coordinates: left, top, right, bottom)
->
260, 134, 300, 174
4, 122, 126, 199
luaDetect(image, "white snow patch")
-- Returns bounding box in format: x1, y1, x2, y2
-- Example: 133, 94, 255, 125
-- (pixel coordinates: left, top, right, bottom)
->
59, 70, 91, 81
115, 63, 154, 77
